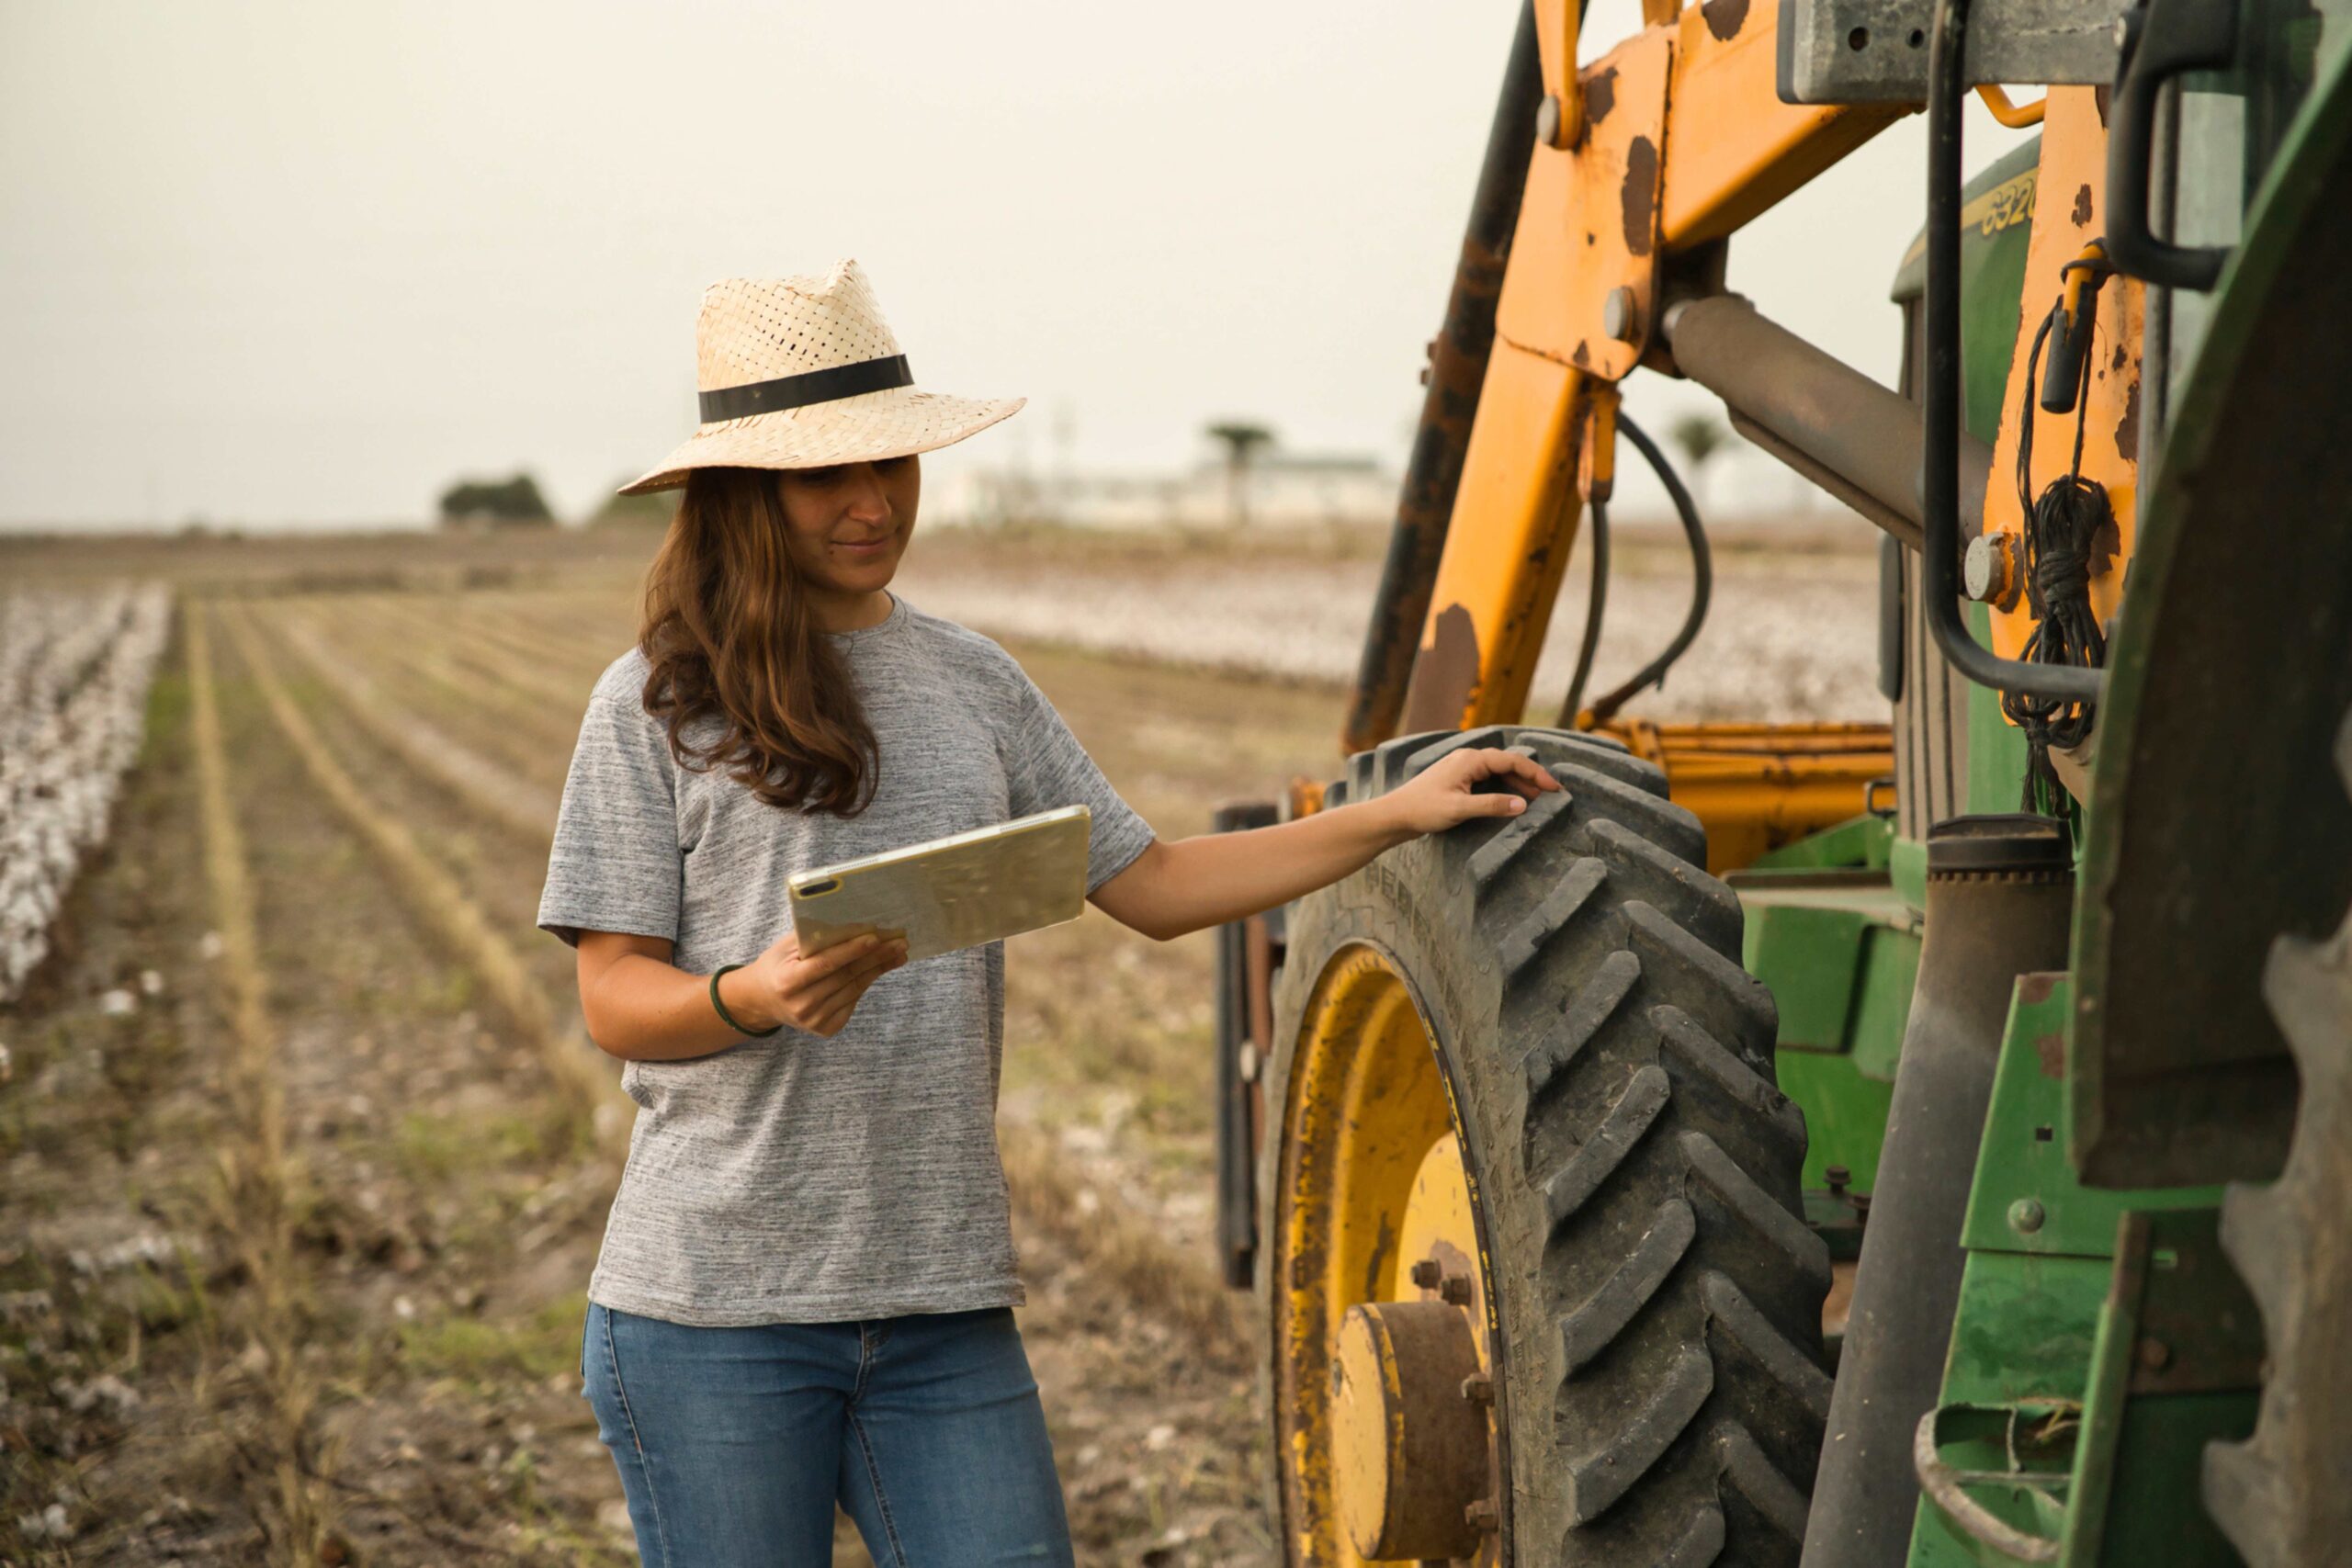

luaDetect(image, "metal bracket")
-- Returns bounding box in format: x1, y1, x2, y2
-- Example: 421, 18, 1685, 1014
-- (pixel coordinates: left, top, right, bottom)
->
1779, 0, 2132, 104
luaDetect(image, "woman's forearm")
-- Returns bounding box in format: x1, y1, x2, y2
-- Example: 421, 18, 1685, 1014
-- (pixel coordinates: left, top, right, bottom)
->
1111, 797, 1416, 942
583, 951, 782, 1062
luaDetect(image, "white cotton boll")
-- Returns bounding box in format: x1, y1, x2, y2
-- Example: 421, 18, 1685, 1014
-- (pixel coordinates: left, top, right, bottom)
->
0, 583, 168, 1003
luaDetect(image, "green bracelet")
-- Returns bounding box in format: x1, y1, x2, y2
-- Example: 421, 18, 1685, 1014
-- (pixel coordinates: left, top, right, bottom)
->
709, 963, 782, 1038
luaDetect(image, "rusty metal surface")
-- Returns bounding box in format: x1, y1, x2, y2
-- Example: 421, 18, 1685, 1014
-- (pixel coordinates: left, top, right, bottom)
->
1342, 2, 1544, 756
1394, 341, 1584, 734
1212, 801, 1279, 1289
1498, 29, 1673, 380
1332, 1301, 1489, 1561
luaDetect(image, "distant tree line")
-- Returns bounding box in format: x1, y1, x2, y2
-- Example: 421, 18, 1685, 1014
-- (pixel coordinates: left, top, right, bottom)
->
432, 469, 683, 527
438, 472, 552, 527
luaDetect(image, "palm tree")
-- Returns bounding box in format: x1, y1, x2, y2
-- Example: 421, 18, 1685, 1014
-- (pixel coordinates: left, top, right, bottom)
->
1667, 411, 1729, 513
1205, 421, 1275, 527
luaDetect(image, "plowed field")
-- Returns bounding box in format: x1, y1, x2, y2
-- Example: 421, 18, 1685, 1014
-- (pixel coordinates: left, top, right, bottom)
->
0, 519, 1878, 1563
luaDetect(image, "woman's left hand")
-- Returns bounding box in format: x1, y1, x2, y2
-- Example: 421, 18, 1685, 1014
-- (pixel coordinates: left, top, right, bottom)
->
1381, 746, 1566, 838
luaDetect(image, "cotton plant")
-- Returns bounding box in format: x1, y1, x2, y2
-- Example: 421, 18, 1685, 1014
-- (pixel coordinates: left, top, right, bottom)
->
0, 584, 170, 1002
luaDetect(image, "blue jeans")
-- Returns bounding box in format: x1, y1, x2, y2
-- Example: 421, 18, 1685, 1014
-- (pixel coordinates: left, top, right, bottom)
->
580, 1302, 1076, 1566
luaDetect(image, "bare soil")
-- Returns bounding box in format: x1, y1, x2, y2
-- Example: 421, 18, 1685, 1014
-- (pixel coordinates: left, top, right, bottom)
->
2, 522, 1886, 1565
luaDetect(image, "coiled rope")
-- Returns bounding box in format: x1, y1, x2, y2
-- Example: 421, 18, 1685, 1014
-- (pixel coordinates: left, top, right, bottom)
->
2001, 252, 2116, 815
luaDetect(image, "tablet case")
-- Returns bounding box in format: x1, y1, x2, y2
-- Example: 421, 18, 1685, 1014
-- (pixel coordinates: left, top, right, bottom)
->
786, 804, 1093, 962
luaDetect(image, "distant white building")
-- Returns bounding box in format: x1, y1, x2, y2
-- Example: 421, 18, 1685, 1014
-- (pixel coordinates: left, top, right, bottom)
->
933, 446, 1398, 531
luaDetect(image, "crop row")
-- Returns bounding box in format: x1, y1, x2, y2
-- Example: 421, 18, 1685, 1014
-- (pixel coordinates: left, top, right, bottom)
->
0, 584, 172, 999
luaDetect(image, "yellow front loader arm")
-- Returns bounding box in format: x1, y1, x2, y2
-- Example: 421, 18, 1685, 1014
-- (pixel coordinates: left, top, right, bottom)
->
1396, 0, 1902, 739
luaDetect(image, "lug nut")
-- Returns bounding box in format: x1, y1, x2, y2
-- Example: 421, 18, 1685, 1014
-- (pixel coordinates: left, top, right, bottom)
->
1462, 1371, 1495, 1405
1825, 1164, 1850, 1195
1440, 1274, 1475, 1307
1409, 1258, 1442, 1291
1465, 1498, 1500, 1533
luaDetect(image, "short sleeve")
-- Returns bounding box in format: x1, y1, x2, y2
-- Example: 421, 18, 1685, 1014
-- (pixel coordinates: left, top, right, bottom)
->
1003, 668, 1157, 895
537, 661, 684, 949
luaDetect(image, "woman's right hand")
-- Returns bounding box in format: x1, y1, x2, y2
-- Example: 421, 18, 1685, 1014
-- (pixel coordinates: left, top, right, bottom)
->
732, 929, 910, 1037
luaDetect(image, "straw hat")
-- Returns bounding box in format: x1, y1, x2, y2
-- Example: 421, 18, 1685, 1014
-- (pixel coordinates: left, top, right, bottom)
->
617, 259, 1023, 495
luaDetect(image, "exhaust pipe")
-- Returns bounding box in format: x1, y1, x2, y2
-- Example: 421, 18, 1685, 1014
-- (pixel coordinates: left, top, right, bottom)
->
1799, 815, 2075, 1568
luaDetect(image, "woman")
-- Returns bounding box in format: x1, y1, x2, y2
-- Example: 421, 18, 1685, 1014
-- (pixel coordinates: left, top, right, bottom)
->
537, 260, 1559, 1566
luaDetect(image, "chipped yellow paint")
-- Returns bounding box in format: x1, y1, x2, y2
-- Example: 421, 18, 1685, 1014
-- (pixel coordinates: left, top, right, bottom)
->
1273, 945, 1464, 1565
1331, 1307, 1411, 1551
1396, 1134, 1486, 1350
1979, 87, 2143, 663
1403, 340, 1585, 733
1407, 0, 1904, 743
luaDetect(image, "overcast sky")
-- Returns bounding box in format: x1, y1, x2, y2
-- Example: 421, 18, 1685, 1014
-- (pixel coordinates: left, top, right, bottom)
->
0, 1, 2032, 530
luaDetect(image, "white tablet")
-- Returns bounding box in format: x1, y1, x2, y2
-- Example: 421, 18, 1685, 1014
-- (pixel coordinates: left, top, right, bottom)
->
786, 805, 1094, 963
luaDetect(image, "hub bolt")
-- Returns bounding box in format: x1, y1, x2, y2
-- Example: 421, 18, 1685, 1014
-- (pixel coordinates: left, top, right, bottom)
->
1440, 1275, 1475, 1307
1964, 531, 2020, 607
1409, 1258, 1443, 1291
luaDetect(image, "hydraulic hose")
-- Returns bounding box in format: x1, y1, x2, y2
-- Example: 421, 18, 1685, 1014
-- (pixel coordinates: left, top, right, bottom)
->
1557, 499, 1611, 728
1587, 412, 1713, 722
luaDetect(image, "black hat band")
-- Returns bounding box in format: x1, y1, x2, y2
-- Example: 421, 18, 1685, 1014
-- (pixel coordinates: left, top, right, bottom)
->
698, 354, 913, 423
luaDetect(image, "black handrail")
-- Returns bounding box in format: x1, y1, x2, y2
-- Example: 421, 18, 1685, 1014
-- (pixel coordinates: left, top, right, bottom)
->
1923, 0, 2104, 704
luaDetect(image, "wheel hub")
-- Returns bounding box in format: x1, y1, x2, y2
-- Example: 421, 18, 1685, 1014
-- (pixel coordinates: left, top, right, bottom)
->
1333, 1299, 1490, 1559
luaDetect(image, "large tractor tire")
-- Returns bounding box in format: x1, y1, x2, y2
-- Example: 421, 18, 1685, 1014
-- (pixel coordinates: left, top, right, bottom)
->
1261, 724, 1832, 1567
2203, 711, 2352, 1566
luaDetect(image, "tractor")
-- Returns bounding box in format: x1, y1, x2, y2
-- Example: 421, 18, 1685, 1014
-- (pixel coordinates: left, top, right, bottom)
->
1208, 0, 2352, 1562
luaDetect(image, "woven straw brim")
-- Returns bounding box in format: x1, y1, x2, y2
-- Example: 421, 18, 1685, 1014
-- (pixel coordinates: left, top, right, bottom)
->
618, 387, 1023, 495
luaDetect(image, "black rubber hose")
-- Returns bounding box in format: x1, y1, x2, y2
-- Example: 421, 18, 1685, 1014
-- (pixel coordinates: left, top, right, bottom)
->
1588, 412, 1713, 723
1557, 498, 1611, 728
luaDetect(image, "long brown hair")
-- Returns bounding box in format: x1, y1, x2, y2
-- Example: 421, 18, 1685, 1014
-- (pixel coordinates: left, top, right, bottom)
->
637, 467, 878, 815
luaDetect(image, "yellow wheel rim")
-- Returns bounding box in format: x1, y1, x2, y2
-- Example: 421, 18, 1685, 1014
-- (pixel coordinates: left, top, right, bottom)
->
1275, 942, 1497, 1564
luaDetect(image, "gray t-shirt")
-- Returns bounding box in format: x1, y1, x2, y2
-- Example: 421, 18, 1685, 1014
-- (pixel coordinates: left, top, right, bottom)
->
536, 590, 1156, 1325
